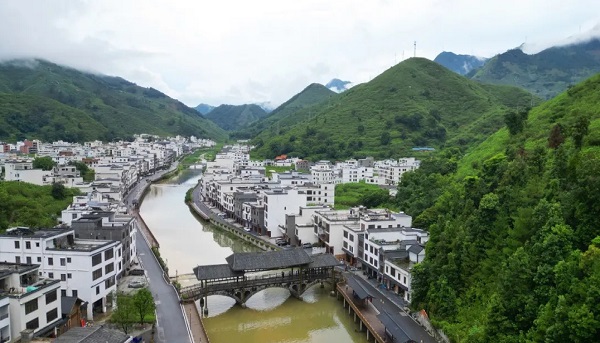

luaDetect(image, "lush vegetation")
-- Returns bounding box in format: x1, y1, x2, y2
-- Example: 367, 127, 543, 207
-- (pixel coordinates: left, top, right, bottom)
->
0, 59, 226, 142
0, 181, 79, 230
68, 161, 95, 182
335, 182, 396, 210
251, 58, 538, 161
233, 83, 335, 140
405, 72, 600, 342
33, 156, 56, 170
111, 289, 156, 334
471, 39, 600, 100
204, 104, 268, 131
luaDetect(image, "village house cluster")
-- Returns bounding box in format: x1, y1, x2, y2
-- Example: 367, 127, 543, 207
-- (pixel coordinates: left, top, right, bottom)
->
201, 144, 427, 304
0, 135, 215, 342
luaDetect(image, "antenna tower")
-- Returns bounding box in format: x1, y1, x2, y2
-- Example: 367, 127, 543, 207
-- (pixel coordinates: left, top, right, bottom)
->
414, 41, 416, 58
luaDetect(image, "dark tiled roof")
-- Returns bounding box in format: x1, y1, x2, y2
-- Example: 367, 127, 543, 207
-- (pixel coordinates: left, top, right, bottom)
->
377, 309, 414, 343
193, 264, 244, 280
384, 250, 409, 260
308, 254, 341, 268
61, 296, 78, 316
226, 248, 312, 271
53, 326, 130, 343
346, 274, 374, 300
407, 245, 424, 254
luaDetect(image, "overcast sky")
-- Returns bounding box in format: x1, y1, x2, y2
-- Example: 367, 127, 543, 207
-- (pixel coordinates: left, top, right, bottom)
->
1, 1, 599, 107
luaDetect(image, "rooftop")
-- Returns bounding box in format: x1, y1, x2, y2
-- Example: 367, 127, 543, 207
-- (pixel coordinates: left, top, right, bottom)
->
0, 227, 70, 239
53, 326, 131, 343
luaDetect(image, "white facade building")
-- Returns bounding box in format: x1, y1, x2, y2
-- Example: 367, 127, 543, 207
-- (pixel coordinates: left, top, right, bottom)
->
0, 228, 121, 319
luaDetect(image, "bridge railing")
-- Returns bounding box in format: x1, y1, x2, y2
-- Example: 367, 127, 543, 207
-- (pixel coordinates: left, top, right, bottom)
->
181, 271, 330, 300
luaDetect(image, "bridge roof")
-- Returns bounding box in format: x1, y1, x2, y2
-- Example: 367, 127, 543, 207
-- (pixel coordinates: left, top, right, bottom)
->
193, 264, 244, 280
308, 253, 341, 268
226, 248, 312, 271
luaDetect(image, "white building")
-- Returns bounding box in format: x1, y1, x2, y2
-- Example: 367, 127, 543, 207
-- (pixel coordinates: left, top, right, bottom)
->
0, 262, 62, 342
4, 160, 52, 186
264, 189, 307, 238
0, 228, 121, 319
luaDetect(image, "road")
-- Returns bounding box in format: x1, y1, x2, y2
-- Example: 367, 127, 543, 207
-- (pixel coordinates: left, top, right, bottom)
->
123, 160, 192, 343
136, 229, 191, 343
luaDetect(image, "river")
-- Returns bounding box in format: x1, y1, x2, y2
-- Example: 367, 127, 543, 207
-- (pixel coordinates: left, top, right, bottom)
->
140, 169, 365, 343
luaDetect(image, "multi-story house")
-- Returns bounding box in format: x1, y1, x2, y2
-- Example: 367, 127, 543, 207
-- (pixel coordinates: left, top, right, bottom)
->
0, 262, 62, 342
264, 188, 307, 238
71, 211, 137, 277
0, 228, 121, 319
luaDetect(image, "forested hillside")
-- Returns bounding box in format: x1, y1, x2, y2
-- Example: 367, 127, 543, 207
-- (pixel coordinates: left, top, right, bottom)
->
401, 73, 600, 342
0, 59, 226, 142
251, 58, 537, 160
471, 38, 600, 100
233, 83, 335, 139
0, 181, 78, 231
204, 104, 267, 131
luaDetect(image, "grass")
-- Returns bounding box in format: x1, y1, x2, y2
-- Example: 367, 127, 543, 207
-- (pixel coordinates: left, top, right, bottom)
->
265, 165, 295, 178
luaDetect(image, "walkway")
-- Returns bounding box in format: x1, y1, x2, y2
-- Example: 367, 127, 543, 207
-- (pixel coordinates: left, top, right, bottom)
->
183, 302, 210, 343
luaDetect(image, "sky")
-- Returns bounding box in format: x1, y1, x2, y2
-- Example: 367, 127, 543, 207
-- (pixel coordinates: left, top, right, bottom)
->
0, 0, 599, 108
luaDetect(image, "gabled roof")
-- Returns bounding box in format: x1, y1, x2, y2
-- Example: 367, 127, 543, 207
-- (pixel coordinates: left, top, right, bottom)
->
307, 254, 341, 268
407, 244, 424, 254
225, 248, 312, 271
193, 264, 244, 280
60, 296, 82, 316
346, 274, 374, 300
377, 309, 415, 343
53, 326, 130, 343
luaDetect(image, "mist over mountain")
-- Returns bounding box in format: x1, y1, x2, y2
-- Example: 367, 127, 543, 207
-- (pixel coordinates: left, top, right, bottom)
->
433, 51, 488, 75
326, 78, 352, 93
194, 103, 215, 115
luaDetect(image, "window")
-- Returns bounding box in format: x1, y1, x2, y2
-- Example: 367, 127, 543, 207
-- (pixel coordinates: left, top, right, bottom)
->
15, 256, 20, 264
96, 286, 100, 295
61, 274, 66, 281
105, 249, 114, 260
25, 241, 31, 249
92, 268, 102, 280
343, 231, 348, 238
68, 273, 72, 279
72, 290, 78, 297
403, 276, 407, 284
105, 276, 115, 289
48, 257, 54, 266
36, 242, 40, 247
61, 290, 67, 297
67, 257, 71, 263
60, 258, 66, 266
46, 308, 58, 322
14, 241, 19, 249
46, 290, 57, 304
26, 318, 39, 330
105, 263, 114, 274
37, 257, 41, 262
25, 299, 38, 314
92, 253, 102, 266
391, 268, 396, 277
49, 272, 54, 279
26, 256, 32, 264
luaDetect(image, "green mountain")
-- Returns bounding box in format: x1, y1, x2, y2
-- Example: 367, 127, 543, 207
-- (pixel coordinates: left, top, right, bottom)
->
204, 104, 268, 131
232, 83, 336, 140
471, 38, 600, 99
434, 51, 488, 75
194, 103, 215, 115
251, 58, 538, 160
0, 59, 227, 142
405, 73, 600, 342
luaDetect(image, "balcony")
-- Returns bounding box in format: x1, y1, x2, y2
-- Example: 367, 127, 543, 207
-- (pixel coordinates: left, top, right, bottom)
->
1, 279, 60, 299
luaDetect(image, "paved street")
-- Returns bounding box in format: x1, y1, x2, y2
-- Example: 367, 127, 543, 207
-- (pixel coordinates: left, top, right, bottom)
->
124, 161, 192, 343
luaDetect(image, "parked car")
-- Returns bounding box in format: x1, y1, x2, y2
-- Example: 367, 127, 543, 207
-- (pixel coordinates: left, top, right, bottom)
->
301, 243, 313, 249
128, 281, 145, 288
129, 269, 145, 276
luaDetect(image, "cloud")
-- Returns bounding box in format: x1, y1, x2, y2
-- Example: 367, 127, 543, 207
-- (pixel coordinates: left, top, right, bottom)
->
0, 1, 599, 107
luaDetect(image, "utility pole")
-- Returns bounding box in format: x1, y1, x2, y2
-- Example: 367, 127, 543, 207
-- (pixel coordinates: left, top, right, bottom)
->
414, 41, 416, 58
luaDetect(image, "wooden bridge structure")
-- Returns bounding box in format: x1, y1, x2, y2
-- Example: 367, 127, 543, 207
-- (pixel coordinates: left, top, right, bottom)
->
180, 248, 340, 308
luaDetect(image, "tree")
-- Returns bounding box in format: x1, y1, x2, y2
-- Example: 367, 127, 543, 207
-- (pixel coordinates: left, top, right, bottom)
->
68, 161, 95, 182
571, 114, 590, 149
380, 131, 391, 145
51, 183, 66, 200
548, 124, 565, 149
33, 156, 56, 171
132, 288, 156, 325
504, 109, 528, 136
111, 292, 135, 334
